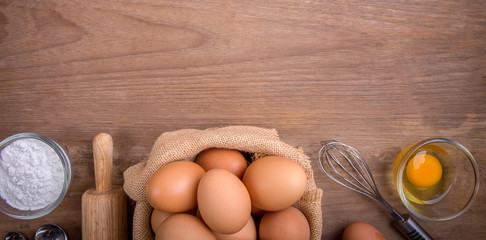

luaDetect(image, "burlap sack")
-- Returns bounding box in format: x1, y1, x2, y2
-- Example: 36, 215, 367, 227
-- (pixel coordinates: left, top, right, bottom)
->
123, 126, 323, 240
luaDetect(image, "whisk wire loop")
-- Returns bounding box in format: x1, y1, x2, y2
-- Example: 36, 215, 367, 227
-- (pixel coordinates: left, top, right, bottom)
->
326, 146, 374, 197
345, 144, 381, 194
335, 144, 375, 190
319, 141, 390, 210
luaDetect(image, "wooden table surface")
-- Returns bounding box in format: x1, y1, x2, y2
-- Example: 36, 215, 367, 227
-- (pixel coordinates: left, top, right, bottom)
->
1, 0, 485, 239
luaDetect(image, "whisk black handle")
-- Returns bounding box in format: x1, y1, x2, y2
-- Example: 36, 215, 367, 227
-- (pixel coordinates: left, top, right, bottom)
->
393, 214, 433, 240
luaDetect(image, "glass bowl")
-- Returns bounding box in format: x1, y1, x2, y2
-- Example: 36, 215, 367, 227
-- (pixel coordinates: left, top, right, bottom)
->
394, 138, 480, 221
0, 133, 72, 219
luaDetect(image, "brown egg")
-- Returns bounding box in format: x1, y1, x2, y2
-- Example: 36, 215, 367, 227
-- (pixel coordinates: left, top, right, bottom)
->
151, 209, 172, 233
146, 161, 205, 213
195, 148, 248, 178
151, 208, 196, 233
259, 207, 310, 240
198, 169, 252, 234
155, 214, 216, 240
243, 156, 307, 211
342, 222, 385, 240
212, 216, 257, 240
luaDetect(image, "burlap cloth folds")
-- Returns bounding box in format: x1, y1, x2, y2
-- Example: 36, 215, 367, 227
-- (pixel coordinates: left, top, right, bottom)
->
123, 126, 323, 240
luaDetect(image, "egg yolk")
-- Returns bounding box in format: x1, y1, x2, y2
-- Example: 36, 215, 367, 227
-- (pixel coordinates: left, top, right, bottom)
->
406, 153, 442, 188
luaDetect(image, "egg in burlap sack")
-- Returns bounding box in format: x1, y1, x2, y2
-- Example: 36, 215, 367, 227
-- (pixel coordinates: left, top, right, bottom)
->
123, 126, 323, 239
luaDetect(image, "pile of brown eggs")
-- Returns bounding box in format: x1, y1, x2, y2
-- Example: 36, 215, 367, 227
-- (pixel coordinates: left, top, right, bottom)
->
146, 148, 310, 240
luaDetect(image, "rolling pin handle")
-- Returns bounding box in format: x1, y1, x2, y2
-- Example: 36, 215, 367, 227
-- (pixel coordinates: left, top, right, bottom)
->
93, 133, 113, 193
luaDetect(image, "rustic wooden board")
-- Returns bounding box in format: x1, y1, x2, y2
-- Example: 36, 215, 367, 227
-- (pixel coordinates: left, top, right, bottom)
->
1, 0, 485, 239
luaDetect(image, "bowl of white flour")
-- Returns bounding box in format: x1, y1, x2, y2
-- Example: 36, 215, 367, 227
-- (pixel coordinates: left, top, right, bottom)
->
0, 133, 72, 219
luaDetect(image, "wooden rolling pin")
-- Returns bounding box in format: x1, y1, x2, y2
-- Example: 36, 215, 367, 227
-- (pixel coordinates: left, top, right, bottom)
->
82, 133, 128, 240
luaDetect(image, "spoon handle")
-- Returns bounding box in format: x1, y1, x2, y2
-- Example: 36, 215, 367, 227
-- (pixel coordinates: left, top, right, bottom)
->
93, 133, 113, 193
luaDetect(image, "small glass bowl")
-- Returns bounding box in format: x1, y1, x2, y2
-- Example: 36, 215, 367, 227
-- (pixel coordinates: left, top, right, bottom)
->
394, 138, 480, 221
0, 133, 72, 219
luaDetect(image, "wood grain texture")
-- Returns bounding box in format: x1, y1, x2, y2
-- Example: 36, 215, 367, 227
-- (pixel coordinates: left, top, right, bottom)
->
93, 133, 114, 193
0, 0, 485, 239
82, 187, 128, 240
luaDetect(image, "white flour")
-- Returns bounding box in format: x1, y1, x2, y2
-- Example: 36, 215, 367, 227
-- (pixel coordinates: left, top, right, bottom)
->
0, 138, 65, 211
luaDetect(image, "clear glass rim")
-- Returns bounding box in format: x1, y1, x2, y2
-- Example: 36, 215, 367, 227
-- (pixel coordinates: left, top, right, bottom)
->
0, 133, 72, 220
395, 138, 480, 221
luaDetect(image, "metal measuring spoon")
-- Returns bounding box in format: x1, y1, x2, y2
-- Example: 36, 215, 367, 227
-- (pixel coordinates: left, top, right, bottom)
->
34, 224, 67, 240
4, 232, 26, 240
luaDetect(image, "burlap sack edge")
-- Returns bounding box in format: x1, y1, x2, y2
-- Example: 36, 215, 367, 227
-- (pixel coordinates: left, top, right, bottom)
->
123, 125, 323, 240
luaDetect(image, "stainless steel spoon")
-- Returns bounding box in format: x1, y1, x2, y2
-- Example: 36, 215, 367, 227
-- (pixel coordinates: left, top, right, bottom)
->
34, 224, 67, 240
4, 232, 26, 240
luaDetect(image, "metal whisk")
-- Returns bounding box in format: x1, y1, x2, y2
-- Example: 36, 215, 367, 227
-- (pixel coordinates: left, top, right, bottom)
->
319, 141, 433, 240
